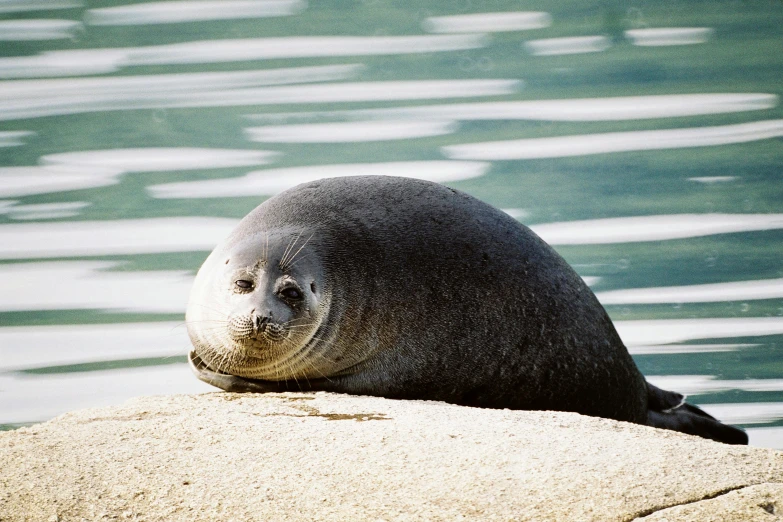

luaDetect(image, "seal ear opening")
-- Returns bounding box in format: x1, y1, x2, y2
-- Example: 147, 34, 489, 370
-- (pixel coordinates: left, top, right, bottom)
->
310, 281, 317, 293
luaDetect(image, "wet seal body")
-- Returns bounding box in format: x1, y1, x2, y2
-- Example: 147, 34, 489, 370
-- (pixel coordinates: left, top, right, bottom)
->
187, 176, 747, 445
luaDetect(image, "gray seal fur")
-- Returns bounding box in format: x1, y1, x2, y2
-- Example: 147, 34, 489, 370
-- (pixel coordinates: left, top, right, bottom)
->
187, 175, 747, 444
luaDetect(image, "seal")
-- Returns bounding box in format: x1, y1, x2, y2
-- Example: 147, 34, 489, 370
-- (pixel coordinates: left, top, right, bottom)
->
187, 175, 748, 445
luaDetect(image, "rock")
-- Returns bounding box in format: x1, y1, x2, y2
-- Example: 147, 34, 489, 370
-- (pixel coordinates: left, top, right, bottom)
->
0, 392, 781, 521
638, 483, 782, 521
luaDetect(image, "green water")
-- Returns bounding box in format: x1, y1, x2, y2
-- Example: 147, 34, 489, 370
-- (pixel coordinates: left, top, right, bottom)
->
0, 0, 782, 443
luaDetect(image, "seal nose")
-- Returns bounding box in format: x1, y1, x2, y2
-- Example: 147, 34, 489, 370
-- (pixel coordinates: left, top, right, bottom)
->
253, 310, 272, 332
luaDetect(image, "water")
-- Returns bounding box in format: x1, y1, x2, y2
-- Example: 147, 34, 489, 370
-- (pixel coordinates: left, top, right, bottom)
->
0, 0, 781, 448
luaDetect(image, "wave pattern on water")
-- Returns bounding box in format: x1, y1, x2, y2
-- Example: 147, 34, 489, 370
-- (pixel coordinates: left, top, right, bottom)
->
0, 130, 35, 147
0, 1, 82, 13
597, 278, 783, 304
0, 262, 192, 313
625, 28, 714, 46
646, 375, 783, 395
700, 403, 783, 426
0, 218, 238, 258
0, 0, 781, 449
627, 344, 758, 355
531, 214, 783, 244
443, 120, 783, 160
0, 201, 90, 220
85, 0, 307, 26
0, 35, 488, 79
326, 93, 778, 122
1, 78, 519, 120
41, 147, 279, 172
0, 19, 82, 41
524, 36, 611, 56
148, 161, 490, 198
0, 165, 121, 198
0, 322, 187, 372
245, 120, 458, 143
615, 318, 783, 347
0, 365, 213, 426
422, 11, 552, 33
0, 146, 279, 197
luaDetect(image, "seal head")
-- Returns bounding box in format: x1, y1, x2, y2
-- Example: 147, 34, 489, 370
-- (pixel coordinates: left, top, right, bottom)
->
187, 227, 333, 381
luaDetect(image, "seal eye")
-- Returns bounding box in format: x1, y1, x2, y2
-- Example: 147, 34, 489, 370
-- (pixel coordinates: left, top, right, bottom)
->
280, 287, 302, 300
235, 279, 253, 290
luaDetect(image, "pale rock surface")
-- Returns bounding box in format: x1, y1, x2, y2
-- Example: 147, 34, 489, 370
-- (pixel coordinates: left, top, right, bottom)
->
0, 392, 781, 521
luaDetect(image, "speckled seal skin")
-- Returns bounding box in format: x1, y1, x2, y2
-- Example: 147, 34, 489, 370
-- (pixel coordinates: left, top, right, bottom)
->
187, 175, 747, 444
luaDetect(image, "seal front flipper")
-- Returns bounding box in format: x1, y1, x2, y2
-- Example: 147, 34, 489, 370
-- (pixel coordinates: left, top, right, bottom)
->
188, 350, 333, 393
188, 349, 279, 392
645, 382, 748, 445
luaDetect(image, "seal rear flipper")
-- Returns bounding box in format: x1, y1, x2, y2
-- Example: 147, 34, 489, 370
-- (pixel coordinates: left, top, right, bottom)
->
646, 382, 748, 445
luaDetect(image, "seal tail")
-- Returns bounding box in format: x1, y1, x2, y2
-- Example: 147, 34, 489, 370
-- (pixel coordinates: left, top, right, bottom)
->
645, 382, 748, 445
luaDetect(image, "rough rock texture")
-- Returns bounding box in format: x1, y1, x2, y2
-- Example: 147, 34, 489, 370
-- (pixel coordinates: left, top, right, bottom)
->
638, 483, 783, 521
0, 392, 781, 522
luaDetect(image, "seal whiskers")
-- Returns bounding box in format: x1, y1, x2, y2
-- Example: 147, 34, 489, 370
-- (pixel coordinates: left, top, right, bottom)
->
278, 231, 302, 271
263, 230, 269, 267
283, 252, 316, 271
280, 233, 314, 272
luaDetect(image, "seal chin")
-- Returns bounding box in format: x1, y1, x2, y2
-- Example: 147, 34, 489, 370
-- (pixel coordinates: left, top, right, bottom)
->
190, 323, 322, 381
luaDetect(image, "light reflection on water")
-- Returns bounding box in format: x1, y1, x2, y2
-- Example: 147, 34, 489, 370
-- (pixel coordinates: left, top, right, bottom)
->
0, 365, 213, 426
41, 147, 279, 171
0, 19, 82, 40
85, 0, 307, 26
0, 64, 364, 117
0, 217, 237, 258
0, 34, 488, 79
421, 11, 552, 34
0, 1, 82, 13
529, 214, 783, 244
615, 318, 783, 348
5, 213, 782, 259
625, 27, 714, 47
524, 36, 612, 57
0, 322, 187, 372
596, 278, 783, 304
148, 160, 490, 198
0, 165, 121, 197
0, 261, 191, 312
1, 77, 518, 119
0, 0, 781, 449
443, 120, 783, 160
244, 120, 459, 143
302, 93, 779, 122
